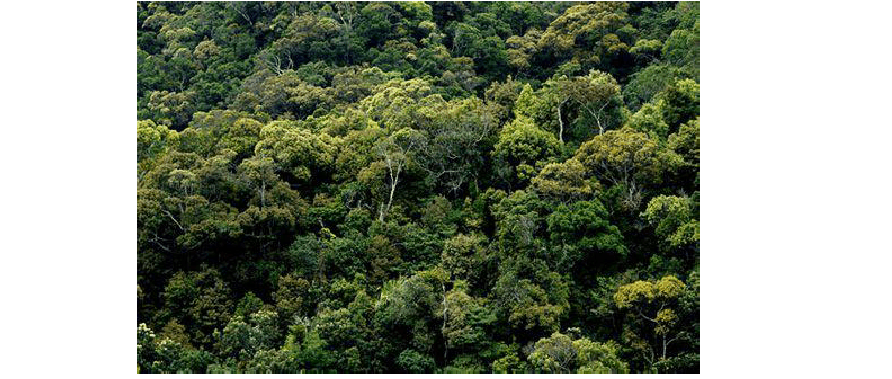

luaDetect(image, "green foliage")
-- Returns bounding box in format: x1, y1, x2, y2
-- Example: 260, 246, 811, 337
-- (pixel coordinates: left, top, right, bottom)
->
442, 286, 497, 353
505, 29, 542, 76
546, 200, 628, 272
484, 76, 525, 122
410, 97, 500, 193
555, 70, 624, 138
660, 2, 699, 79
669, 117, 700, 167
160, 268, 233, 349
531, 158, 596, 201
491, 353, 527, 374
576, 127, 682, 209
623, 64, 687, 111
539, 2, 632, 70
254, 121, 339, 183
493, 116, 561, 187
614, 275, 695, 371
234, 292, 266, 320
441, 234, 488, 283
626, 102, 670, 141
656, 78, 700, 131
220, 310, 281, 359
273, 274, 313, 325
614, 276, 686, 310
514, 70, 624, 146
492, 190, 548, 256
397, 349, 436, 373
137, 2, 699, 373
493, 268, 569, 336
642, 195, 700, 250
527, 332, 629, 373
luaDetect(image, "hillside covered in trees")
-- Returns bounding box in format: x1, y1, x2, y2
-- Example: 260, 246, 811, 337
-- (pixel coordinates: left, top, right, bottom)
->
137, 1, 700, 373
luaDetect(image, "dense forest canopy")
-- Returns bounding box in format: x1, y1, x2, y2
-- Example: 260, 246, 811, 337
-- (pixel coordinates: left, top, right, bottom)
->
137, 1, 700, 373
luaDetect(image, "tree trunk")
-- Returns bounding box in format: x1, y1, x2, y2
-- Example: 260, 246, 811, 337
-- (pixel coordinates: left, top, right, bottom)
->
557, 100, 565, 143
387, 178, 397, 216
553, 97, 570, 143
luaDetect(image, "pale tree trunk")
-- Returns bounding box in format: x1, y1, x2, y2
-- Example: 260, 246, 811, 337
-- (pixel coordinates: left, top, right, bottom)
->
386, 174, 397, 217
556, 98, 568, 143
582, 100, 611, 136
377, 135, 417, 221
380, 156, 402, 221
336, 3, 356, 64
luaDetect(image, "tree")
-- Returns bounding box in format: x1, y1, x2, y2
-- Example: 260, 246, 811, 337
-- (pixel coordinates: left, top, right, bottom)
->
274, 274, 313, 326
311, 307, 359, 370
365, 233, 402, 285
492, 116, 561, 188
314, 287, 376, 372
238, 156, 277, 208
492, 190, 548, 258
514, 71, 623, 144
138, 120, 181, 182
446, 16, 509, 80
546, 200, 628, 272
622, 64, 686, 110
358, 77, 436, 129
271, 12, 346, 66
142, 328, 215, 374
575, 127, 681, 209
538, 2, 632, 72
441, 284, 497, 362
557, 70, 623, 137
413, 98, 499, 194
397, 349, 436, 373
213, 118, 263, 158
654, 266, 700, 373
641, 195, 699, 253
374, 269, 449, 368
441, 234, 488, 285
656, 78, 700, 131
663, 25, 699, 73
530, 158, 595, 202
319, 2, 364, 64
220, 309, 281, 359
357, 3, 400, 48
492, 268, 569, 337
669, 117, 700, 167
626, 101, 670, 141
334, 122, 388, 183
483, 76, 525, 123
160, 268, 234, 349
491, 352, 527, 374
630, 39, 662, 64
147, 90, 198, 129
138, 323, 159, 372
527, 331, 629, 373
253, 121, 339, 184
668, 117, 700, 190
614, 275, 687, 368
370, 128, 425, 221
505, 28, 542, 76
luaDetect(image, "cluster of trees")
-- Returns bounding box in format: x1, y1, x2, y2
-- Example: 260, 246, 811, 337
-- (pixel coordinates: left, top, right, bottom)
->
137, 1, 699, 373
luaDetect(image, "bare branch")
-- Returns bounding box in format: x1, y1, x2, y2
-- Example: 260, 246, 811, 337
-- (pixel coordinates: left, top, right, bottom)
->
162, 210, 185, 231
